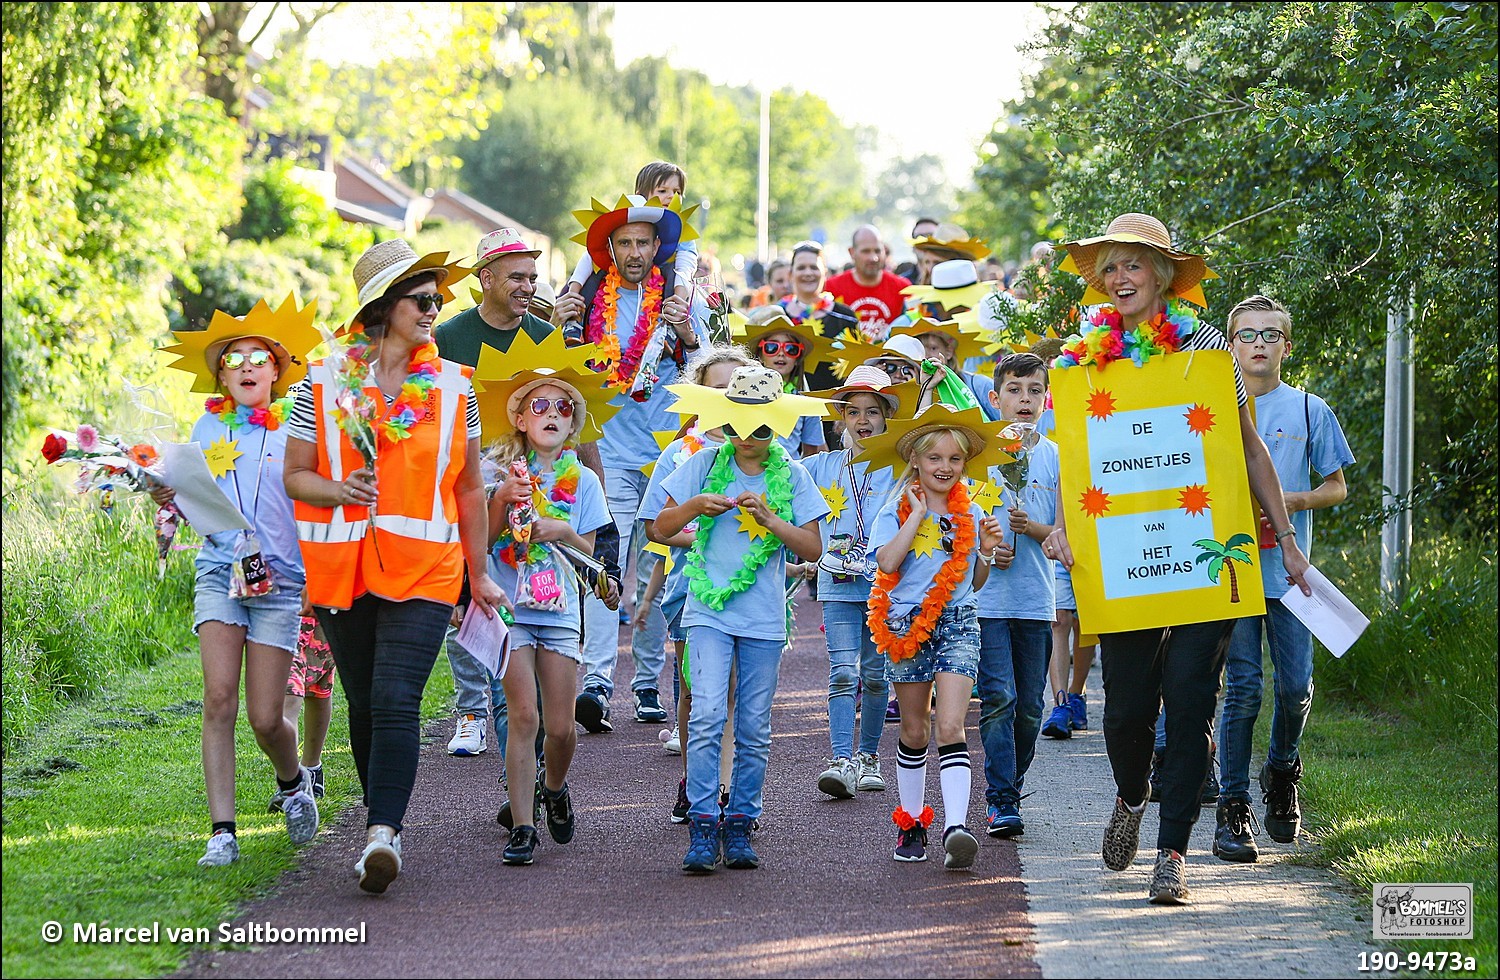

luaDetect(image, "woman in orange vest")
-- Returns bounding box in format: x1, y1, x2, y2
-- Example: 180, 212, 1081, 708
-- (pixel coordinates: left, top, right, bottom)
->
284, 239, 507, 895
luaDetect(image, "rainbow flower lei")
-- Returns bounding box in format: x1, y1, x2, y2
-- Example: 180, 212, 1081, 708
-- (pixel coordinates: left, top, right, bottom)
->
778, 291, 834, 325
342, 330, 441, 443
1053, 297, 1201, 370
684, 441, 794, 610
587, 267, 665, 393
493, 450, 580, 567
204, 395, 294, 431
672, 425, 708, 465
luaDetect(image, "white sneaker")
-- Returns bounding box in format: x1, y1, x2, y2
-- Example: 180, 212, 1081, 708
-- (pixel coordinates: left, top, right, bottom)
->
817, 758, 858, 800
197, 832, 239, 867
855, 751, 886, 791
447, 714, 487, 756
268, 767, 320, 845
661, 725, 681, 754
356, 829, 402, 894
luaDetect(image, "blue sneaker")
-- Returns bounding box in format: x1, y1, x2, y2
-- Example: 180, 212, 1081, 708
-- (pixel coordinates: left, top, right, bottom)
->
721, 814, 759, 869
986, 802, 1024, 838
1067, 692, 1088, 731
682, 814, 721, 874
1041, 698, 1073, 739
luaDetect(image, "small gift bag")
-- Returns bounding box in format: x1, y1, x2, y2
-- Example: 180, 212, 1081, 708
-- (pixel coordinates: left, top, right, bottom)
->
515, 546, 568, 613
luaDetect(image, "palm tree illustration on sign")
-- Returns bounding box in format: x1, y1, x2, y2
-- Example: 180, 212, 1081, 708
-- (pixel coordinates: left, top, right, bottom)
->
1193, 534, 1255, 602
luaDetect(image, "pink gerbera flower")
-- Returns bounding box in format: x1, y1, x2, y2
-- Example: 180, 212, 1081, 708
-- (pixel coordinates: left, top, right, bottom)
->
76, 424, 100, 452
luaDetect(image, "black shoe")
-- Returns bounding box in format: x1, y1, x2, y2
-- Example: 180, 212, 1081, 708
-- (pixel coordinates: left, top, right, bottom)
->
1212, 799, 1260, 863
1201, 753, 1221, 806
1259, 759, 1302, 843
1148, 750, 1164, 802
502, 825, 539, 866
308, 764, 325, 799
541, 783, 575, 844
633, 688, 668, 724
717, 784, 730, 820
575, 687, 613, 734
497, 776, 543, 830
671, 777, 690, 825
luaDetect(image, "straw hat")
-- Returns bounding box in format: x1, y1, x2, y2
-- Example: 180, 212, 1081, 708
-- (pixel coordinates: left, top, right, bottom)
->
665, 365, 828, 439
528, 280, 557, 320
1058, 213, 1217, 309
472, 330, 618, 442
160, 293, 320, 396
808, 364, 900, 416
352, 239, 470, 314
852, 403, 1014, 481
909, 222, 992, 261
887, 316, 990, 367
570, 193, 700, 273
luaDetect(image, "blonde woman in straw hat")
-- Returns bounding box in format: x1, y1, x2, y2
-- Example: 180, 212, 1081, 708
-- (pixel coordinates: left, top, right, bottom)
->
1044, 213, 1312, 905
284, 239, 507, 894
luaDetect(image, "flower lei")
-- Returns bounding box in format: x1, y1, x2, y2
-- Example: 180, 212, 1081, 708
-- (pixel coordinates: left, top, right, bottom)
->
493, 450, 580, 567
867, 482, 976, 663
344, 329, 441, 444
204, 395, 294, 432
1053, 297, 1201, 370
587, 267, 665, 393
683, 441, 794, 610
778, 291, 834, 325
672, 425, 708, 466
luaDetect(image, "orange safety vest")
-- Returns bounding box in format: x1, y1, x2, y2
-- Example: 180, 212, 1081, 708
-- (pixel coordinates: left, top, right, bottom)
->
295, 358, 473, 610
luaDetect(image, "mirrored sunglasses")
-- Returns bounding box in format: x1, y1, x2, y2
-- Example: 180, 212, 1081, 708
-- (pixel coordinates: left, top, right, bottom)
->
758, 338, 806, 359
722, 422, 773, 441
402, 292, 445, 314
528, 397, 576, 418
221, 349, 274, 369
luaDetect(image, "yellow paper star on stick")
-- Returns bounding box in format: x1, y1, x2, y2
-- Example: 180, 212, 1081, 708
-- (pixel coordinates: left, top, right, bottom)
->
820, 483, 849, 521
970, 480, 1006, 515
204, 436, 242, 479
911, 516, 946, 558
736, 496, 773, 541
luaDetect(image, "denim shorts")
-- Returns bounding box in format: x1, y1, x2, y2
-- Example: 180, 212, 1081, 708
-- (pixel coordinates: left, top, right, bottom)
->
1054, 564, 1077, 612
885, 603, 981, 683
192, 561, 303, 654
510, 621, 583, 662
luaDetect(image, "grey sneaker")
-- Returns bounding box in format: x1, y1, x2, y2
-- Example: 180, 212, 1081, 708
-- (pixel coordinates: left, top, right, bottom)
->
942, 825, 979, 870
1148, 848, 1190, 904
817, 758, 857, 800
1102, 796, 1145, 871
197, 831, 239, 867
855, 752, 886, 791
269, 767, 320, 845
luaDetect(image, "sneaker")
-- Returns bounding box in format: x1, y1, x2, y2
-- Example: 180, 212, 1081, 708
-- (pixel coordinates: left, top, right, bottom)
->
817, 757, 858, 800
502, 825, 539, 866
1068, 692, 1089, 731
498, 776, 544, 831
721, 813, 759, 869
855, 752, 886, 792
575, 687, 613, 734
447, 714, 487, 755
662, 725, 681, 754
682, 814, 721, 873
1212, 799, 1260, 863
1148, 848, 1190, 904
942, 825, 979, 870
1259, 759, 1303, 843
307, 764, 325, 799
1041, 698, 1073, 739
884, 697, 901, 724
1201, 753, 1221, 806
986, 802, 1024, 839
633, 688, 668, 724
1148, 750, 1164, 802
197, 831, 239, 867
540, 783, 575, 844
269, 768, 320, 845
355, 829, 401, 893
1102, 796, 1145, 871
893, 824, 928, 862
671, 777, 690, 824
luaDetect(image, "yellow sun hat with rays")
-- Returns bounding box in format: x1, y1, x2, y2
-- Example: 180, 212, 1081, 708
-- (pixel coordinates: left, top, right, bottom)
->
571, 193, 700, 274
731, 311, 842, 375
908, 222, 992, 262
665, 364, 828, 439
471, 330, 620, 443
853, 403, 1014, 481
887, 316, 992, 368
900, 258, 1002, 314
160, 293, 321, 397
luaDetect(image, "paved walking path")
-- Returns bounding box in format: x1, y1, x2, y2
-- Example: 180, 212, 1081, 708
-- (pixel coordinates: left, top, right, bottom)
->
178, 603, 1371, 978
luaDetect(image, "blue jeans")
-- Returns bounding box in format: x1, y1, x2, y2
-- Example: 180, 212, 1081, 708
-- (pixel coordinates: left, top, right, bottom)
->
685, 626, 783, 819
823, 600, 887, 759
1219, 601, 1313, 800
579, 469, 667, 696
977, 618, 1052, 807
316, 593, 450, 832
446, 628, 507, 752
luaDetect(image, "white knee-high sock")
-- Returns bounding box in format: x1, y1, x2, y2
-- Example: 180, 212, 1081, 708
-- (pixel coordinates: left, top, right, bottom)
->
896, 739, 927, 816
938, 742, 971, 831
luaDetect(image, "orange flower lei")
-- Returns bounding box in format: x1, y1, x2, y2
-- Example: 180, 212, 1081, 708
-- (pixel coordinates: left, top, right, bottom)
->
588, 267, 665, 392
867, 481, 976, 663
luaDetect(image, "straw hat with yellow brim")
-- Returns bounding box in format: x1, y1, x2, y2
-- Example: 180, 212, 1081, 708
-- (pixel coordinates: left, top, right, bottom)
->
852, 403, 1014, 482
351, 239, 472, 326
666, 365, 828, 440
161, 293, 320, 397
887, 316, 991, 367
908, 222, 992, 262
1058, 212, 1217, 309
472, 330, 619, 443
901, 259, 1001, 313
808, 364, 901, 416
570, 193, 700, 273
733, 312, 842, 375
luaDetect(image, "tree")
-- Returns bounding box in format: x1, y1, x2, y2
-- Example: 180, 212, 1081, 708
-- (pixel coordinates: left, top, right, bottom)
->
869, 154, 956, 235
1194, 534, 1256, 604
195, 2, 344, 120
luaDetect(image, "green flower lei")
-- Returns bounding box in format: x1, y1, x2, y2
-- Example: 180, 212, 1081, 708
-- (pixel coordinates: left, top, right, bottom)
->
684, 440, 794, 611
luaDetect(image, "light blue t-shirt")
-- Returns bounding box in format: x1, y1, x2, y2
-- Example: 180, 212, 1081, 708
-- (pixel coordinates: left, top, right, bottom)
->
190, 414, 304, 585
777, 412, 827, 458
966, 371, 1002, 421
661, 443, 829, 642
868, 497, 987, 619
1250, 382, 1354, 597
975, 436, 1060, 621
638, 431, 726, 622
490, 458, 609, 632
801, 449, 901, 602
597, 288, 711, 472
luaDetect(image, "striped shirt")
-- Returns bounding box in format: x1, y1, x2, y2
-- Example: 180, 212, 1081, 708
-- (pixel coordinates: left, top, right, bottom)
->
284, 377, 482, 445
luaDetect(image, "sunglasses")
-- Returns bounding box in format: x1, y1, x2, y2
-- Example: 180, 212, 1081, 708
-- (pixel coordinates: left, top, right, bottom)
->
402, 292, 445, 314
221, 350, 273, 369
722, 422, 773, 441
876, 359, 918, 380
758, 338, 806, 359
528, 397, 576, 418
937, 516, 955, 555
1234, 328, 1285, 344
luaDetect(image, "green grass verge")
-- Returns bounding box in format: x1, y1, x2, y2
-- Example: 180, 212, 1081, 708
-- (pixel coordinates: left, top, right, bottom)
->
1, 641, 455, 979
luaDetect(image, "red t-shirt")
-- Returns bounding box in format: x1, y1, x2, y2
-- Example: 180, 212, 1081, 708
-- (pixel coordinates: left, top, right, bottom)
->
825, 270, 911, 340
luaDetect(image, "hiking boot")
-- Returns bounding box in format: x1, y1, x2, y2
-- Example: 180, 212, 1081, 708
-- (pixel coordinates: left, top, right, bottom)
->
633, 688, 668, 724
355, 827, 401, 893
682, 814, 721, 873
1041, 693, 1073, 739
1067, 692, 1089, 731
1148, 750, 1164, 802
942, 825, 979, 870
1212, 799, 1259, 863
817, 757, 858, 800
855, 752, 886, 792
1102, 796, 1145, 871
502, 825, 539, 866
884, 697, 901, 724
307, 764, 325, 799
1259, 759, 1303, 843
1148, 848, 1190, 904
575, 686, 613, 734
447, 713, 487, 755
197, 831, 239, 867
269, 767, 320, 845
540, 783, 575, 844
986, 802, 1024, 839
1201, 753, 1221, 806
671, 777, 690, 824
893, 824, 928, 862
721, 814, 759, 869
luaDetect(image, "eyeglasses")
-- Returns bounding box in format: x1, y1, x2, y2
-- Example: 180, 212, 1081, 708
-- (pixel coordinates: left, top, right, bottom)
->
757, 338, 806, 359
528, 398, 576, 418
1234, 328, 1285, 344
221, 350, 273, 369
402, 292, 445, 314
722, 422, 773, 441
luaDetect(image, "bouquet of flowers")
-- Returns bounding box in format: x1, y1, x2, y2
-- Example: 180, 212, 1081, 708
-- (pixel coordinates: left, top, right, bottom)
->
318, 324, 384, 566
696, 273, 736, 347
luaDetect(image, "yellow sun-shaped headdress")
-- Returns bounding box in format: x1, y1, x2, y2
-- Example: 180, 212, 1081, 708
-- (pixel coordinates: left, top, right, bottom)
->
665, 365, 828, 439
853, 403, 1015, 482
472, 330, 620, 443
571, 194, 701, 274
159, 293, 321, 396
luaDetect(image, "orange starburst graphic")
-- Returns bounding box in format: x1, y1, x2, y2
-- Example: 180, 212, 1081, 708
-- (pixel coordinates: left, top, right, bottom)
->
1086, 389, 1118, 421
1184, 403, 1216, 435
1178, 484, 1212, 516
1079, 485, 1112, 518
